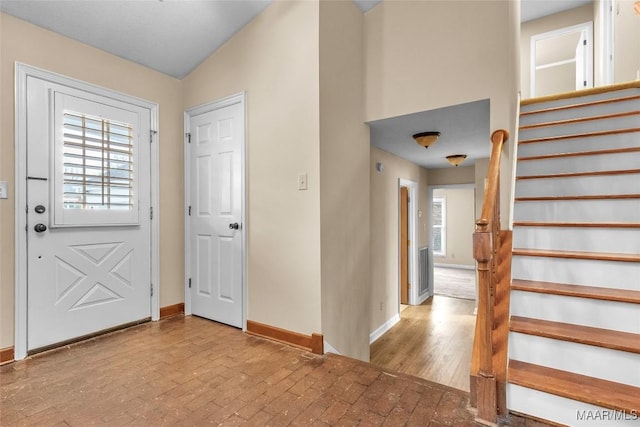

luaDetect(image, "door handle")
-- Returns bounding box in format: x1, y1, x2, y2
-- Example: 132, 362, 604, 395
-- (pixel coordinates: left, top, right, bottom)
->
34, 223, 47, 233
229, 222, 240, 230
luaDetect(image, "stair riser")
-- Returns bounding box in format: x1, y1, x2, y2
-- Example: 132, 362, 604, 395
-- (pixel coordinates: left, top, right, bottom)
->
520, 88, 640, 113
514, 173, 640, 198
519, 115, 640, 141
517, 131, 640, 158
513, 199, 640, 223
513, 227, 640, 254
507, 385, 636, 427
517, 151, 640, 177
512, 256, 640, 291
520, 97, 640, 127
510, 290, 640, 334
509, 333, 640, 387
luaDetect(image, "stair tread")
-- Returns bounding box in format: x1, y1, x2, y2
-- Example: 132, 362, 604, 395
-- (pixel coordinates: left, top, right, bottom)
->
516, 168, 640, 180
510, 316, 640, 354
515, 195, 640, 202
513, 221, 640, 228
512, 248, 640, 262
520, 82, 640, 109
518, 146, 640, 161
508, 360, 640, 412
520, 110, 640, 130
511, 279, 640, 304
519, 127, 640, 145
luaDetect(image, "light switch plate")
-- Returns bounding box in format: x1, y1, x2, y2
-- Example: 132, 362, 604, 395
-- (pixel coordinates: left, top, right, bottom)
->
0, 181, 7, 199
298, 173, 308, 190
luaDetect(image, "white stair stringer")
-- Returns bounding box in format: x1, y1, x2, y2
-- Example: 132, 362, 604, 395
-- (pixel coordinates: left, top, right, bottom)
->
507, 83, 640, 424
509, 333, 640, 387
507, 385, 639, 427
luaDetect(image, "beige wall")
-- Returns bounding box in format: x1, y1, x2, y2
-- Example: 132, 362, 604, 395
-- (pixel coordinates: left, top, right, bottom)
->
182, 1, 323, 336
370, 147, 428, 335
433, 188, 475, 267
319, 0, 371, 360
0, 13, 184, 349
614, 0, 640, 83
365, 0, 518, 230
521, 4, 595, 99
365, 0, 517, 133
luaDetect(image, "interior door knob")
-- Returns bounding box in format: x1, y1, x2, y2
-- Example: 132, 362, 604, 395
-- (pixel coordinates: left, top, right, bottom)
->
34, 223, 47, 233
229, 222, 240, 230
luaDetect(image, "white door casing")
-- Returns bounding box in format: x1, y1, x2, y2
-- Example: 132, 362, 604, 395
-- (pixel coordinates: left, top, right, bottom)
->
14, 64, 160, 359
184, 94, 246, 329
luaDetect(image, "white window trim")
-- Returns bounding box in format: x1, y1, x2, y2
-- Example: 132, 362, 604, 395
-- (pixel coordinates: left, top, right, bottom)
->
14, 63, 160, 360
432, 196, 446, 257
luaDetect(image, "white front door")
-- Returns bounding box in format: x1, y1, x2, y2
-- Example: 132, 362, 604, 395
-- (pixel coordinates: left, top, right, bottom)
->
26, 76, 152, 351
187, 98, 244, 328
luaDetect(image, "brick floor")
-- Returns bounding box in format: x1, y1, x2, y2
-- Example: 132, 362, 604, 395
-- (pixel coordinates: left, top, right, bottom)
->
1, 315, 486, 426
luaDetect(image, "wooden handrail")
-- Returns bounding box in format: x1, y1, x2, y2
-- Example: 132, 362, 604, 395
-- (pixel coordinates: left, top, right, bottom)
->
470, 129, 509, 422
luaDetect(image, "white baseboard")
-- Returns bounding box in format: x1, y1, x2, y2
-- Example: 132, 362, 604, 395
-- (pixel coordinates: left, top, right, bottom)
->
323, 340, 340, 355
369, 313, 400, 344
434, 263, 475, 270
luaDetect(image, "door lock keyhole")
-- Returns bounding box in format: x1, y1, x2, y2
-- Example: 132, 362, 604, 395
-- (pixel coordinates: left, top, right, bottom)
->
35, 205, 46, 214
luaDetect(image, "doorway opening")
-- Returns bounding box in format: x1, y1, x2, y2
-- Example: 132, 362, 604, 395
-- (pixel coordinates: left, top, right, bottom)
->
530, 21, 594, 98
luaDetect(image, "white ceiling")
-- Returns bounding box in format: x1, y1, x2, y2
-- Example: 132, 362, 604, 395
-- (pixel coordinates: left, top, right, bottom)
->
0, 0, 593, 169
0, 0, 272, 79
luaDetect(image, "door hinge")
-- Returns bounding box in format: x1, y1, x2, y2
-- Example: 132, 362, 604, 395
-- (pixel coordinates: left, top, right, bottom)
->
186, 132, 191, 144
583, 40, 587, 46
150, 206, 154, 220
150, 130, 157, 143
25, 204, 28, 213
150, 283, 154, 297
188, 205, 191, 216
584, 80, 587, 87
188, 278, 192, 288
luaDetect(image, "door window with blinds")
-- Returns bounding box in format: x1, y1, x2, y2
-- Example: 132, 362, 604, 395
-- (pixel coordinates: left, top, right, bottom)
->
53, 92, 141, 226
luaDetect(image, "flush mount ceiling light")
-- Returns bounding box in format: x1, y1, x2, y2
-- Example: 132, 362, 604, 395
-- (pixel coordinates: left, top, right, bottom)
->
412, 131, 440, 149
446, 154, 467, 167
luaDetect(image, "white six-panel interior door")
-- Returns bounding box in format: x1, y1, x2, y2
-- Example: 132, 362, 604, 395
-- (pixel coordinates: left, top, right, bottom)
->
185, 94, 245, 328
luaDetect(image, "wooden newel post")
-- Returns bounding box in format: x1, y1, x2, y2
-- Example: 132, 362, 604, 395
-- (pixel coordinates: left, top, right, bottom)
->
473, 220, 498, 420
470, 129, 508, 422
473, 220, 492, 271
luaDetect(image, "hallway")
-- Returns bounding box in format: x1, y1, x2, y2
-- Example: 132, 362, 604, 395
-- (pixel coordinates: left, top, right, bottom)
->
370, 296, 476, 392
1, 315, 482, 426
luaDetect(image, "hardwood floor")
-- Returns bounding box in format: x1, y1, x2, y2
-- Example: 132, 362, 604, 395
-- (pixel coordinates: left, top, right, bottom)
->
370, 295, 476, 392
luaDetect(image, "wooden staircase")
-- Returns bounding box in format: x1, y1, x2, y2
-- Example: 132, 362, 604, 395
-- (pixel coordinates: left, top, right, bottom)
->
506, 82, 640, 425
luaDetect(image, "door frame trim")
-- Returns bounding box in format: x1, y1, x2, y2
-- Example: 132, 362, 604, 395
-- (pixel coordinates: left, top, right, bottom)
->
183, 93, 247, 330
14, 63, 160, 360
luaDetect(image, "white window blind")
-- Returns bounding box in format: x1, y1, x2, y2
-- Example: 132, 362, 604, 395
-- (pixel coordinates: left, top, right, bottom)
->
62, 112, 133, 211
432, 197, 446, 256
